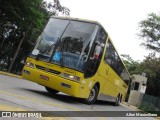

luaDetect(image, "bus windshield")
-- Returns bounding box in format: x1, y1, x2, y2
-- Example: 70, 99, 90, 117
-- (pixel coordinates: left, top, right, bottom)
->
31, 18, 99, 72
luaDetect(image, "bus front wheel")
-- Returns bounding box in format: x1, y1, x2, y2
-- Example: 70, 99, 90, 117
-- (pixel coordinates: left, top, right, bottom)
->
83, 85, 98, 105
45, 86, 59, 94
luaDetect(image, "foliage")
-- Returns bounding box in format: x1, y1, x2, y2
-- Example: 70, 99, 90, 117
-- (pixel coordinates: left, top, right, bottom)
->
138, 13, 160, 53
42, 0, 70, 16
141, 53, 160, 96
139, 101, 156, 113
137, 13, 160, 97
138, 94, 160, 113
121, 54, 142, 75
121, 53, 160, 96
0, 0, 69, 73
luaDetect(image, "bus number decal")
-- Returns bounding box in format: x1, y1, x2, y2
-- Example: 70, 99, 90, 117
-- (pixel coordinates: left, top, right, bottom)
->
40, 75, 49, 81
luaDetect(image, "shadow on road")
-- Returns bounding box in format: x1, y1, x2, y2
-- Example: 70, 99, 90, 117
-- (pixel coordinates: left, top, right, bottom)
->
20, 88, 115, 106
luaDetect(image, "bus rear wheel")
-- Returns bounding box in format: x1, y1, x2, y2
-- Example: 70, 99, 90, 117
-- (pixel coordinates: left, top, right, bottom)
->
45, 86, 59, 94
84, 85, 98, 105
114, 94, 121, 106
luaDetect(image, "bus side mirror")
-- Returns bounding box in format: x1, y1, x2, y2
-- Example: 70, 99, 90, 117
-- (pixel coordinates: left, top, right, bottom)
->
29, 29, 41, 45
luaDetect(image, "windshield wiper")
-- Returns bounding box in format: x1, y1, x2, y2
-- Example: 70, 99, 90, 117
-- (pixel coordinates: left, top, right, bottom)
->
35, 53, 50, 61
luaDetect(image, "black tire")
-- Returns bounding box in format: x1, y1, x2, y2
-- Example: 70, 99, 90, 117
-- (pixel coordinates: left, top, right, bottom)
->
45, 86, 59, 94
114, 95, 121, 106
83, 85, 98, 105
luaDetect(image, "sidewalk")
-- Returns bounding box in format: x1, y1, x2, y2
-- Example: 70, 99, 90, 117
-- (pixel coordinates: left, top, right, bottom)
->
0, 71, 22, 79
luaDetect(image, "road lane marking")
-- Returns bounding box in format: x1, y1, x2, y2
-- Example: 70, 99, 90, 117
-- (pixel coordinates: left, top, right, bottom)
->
0, 90, 109, 119
42, 117, 68, 120
0, 104, 26, 111
0, 71, 22, 79
0, 90, 81, 111
98, 117, 108, 120
0, 104, 68, 120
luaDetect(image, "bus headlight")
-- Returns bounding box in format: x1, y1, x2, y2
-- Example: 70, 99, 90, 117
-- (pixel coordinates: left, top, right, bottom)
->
61, 73, 80, 82
25, 62, 34, 68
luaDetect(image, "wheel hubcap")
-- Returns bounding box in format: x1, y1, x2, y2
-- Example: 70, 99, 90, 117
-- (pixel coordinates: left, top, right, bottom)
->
88, 88, 95, 101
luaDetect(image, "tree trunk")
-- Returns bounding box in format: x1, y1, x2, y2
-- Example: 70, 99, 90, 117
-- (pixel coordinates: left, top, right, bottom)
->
8, 24, 32, 73
8, 34, 26, 72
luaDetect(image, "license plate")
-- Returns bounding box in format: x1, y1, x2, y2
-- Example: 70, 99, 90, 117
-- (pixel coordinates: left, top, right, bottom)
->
40, 75, 49, 81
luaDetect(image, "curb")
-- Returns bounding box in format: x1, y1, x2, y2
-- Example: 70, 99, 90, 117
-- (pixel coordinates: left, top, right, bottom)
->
0, 71, 22, 79
122, 102, 142, 111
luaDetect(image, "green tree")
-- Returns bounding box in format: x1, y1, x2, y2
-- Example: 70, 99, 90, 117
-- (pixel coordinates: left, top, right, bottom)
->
121, 54, 160, 96
42, 0, 70, 16
137, 13, 160, 96
141, 53, 160, 96
0, 0, 69, 73
138, 13, 160, 53
121, 54, 142, 75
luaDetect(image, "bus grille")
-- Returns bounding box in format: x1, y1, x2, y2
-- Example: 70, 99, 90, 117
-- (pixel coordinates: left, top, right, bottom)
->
36, 65, 45, 70
48, 69, 61, 74
35, 65, 61, 75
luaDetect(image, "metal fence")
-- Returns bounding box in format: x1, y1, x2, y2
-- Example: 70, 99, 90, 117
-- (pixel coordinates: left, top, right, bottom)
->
139, 94, 160, 113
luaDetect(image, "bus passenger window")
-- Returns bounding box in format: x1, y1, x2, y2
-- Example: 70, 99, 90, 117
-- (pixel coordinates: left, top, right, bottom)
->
104, 39, 130, 84
104, 40, 115, 67
104, 40, 122, 74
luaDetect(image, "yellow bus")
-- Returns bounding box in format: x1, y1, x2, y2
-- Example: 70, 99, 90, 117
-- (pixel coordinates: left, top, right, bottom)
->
22, 16, 130, 105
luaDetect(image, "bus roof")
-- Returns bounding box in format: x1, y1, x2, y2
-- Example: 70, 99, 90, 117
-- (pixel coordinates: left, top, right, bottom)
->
50, 16, 108, 36
50, 16, 102, 26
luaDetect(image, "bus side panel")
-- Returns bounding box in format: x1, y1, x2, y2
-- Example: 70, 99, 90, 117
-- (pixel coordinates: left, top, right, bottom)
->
108, 66, 128, 101
97, 62, 116, 98
77, 78, 97, 98
97, 61, 128, 102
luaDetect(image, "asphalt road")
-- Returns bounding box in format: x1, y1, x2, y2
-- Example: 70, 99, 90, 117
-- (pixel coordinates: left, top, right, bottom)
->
0, 74, 157, 120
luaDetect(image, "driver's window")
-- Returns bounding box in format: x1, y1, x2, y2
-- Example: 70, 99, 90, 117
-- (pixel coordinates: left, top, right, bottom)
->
85, 27, 107, 78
